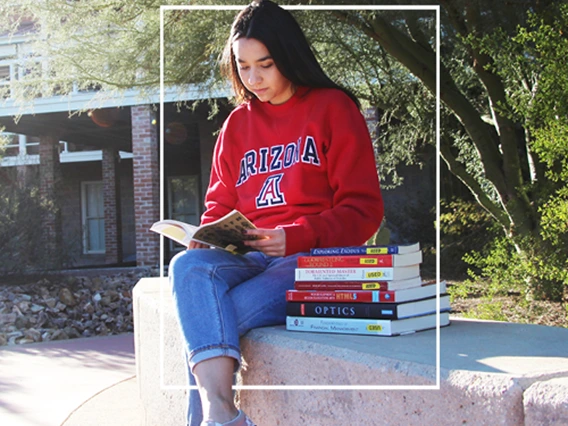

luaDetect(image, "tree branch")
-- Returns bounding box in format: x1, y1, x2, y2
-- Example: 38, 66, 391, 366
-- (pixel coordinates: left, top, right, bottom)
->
440, 136, 511, 230
335, 10, 509, 200
464, 4, 536, 232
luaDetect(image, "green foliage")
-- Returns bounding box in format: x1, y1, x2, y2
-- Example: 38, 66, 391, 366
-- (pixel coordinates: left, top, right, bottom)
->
460, 232, 567, 302
0, 0, 242, 105
0, 172, 75, 277
162, 8, 235, 95
461, 300, 509, 323
462, 237, 527, 297
454, 290, 567, 326
300, 9, 437, 189
439, 198, 498, 279
442, 2, 568, 302
0, 131, 7, 156
534, 119, 568, 248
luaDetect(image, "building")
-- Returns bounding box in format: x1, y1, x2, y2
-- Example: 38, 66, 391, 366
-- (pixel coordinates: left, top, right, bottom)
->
0, 20, 230, 269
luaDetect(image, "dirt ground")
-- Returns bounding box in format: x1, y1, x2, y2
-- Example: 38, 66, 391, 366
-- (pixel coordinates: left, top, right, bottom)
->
448, 280, 568, 329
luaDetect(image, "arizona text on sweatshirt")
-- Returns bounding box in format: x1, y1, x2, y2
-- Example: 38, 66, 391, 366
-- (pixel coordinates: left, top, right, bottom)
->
202, 86, 384, 256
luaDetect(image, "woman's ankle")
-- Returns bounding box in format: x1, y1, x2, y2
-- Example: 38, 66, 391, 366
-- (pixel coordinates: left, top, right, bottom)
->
203, 395, 239, 424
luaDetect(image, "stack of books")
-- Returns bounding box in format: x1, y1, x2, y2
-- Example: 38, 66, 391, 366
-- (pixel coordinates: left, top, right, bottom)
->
285, 242, 451, 336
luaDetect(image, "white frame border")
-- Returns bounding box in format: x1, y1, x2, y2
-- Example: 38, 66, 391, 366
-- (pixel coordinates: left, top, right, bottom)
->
159, 4, 441, 391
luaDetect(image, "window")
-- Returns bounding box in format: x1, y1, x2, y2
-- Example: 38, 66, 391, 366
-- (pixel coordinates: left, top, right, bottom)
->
81, 181, 105, 254
0, 133, 42, 157
167, 175, 200, 252
0, 64, 11, 98
1, 133, 20, 156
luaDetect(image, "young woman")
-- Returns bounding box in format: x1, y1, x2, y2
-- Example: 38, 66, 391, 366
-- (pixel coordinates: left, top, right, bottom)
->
169, 1, 384, 425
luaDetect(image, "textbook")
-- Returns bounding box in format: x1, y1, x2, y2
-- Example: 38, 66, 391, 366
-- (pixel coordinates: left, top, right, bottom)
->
286, 294, 451, 320
309, 242, 420, 256
286, 312, 450, 336
293, 276, 423, 291
286, 281, 447, 303
150, 209, 261, 255
297, 251, 422, 268
294, 265, 420, 282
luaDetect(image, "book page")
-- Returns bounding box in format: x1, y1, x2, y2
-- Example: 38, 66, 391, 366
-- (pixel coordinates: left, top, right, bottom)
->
149, 220, 198, 246
193, 210, 260, 254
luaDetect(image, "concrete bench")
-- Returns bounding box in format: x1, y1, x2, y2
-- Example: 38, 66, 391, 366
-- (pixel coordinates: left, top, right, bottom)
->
133, 277, 568, 426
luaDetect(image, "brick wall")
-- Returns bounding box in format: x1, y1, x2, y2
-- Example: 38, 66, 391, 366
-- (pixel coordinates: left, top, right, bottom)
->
39, 135, 62, 258
102, 148, 122, 264
58, 165, 84, 259
131, 105, 160, 267
119, 163, 136, 262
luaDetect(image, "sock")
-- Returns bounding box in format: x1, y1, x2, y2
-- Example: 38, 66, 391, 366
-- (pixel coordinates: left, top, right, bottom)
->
222, 410, 244, 426
201, 410, 244, 426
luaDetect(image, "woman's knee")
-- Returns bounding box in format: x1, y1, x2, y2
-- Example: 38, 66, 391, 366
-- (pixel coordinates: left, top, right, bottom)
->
169, 250, 204, 295
170, 249, 211, 275
169, 250, 190, 283
169, 249, 224, 291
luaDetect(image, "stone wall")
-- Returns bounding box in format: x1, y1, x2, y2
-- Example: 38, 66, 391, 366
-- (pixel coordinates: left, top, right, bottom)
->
133, 277, 568, 426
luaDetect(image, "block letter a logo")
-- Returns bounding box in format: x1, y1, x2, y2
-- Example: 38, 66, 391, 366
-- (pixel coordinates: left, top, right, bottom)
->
256, 173, 286, 208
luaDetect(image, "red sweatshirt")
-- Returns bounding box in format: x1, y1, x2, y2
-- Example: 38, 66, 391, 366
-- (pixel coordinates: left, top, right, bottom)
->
202, 86, 384, 256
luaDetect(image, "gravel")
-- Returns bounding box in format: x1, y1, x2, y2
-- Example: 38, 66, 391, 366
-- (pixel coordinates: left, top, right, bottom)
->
0, 268, 156, 346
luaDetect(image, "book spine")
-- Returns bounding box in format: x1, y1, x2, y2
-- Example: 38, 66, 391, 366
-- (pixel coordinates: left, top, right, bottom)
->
309, 246, 398, 256
294, 281, 391, 291
286, 290, 394, 303
295, 267, 397, 281
286, 302, 401, 319
297, 255, 395, 268
286, 316, 393, 336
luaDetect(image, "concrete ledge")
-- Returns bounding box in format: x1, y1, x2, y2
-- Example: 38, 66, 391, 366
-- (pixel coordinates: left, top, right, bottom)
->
524, 377, 568, 425
133, 277, 188, 426
133, 277, 568, 426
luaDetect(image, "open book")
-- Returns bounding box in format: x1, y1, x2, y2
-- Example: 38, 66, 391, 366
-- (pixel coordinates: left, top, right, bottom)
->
150, 209, 261, 255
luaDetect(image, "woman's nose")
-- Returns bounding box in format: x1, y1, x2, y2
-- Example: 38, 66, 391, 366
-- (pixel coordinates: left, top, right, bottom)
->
248, 68, 261, 85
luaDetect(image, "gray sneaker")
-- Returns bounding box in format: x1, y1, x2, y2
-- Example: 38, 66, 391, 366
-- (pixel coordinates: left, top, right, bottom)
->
243, 412, 256, 426
201, 410, 257, 426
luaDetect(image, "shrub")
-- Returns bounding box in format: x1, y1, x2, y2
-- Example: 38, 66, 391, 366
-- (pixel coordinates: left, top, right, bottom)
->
0, 170, 76, 279
439, 198, 499, 280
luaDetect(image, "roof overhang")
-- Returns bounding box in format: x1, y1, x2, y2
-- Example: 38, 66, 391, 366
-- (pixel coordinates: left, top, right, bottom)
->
0, 85, 228, 151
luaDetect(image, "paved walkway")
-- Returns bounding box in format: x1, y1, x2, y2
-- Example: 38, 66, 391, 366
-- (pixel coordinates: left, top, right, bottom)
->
0, 334, 142, 426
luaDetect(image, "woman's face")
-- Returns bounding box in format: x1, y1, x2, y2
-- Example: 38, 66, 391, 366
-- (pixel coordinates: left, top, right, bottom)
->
233, 37, 295, 105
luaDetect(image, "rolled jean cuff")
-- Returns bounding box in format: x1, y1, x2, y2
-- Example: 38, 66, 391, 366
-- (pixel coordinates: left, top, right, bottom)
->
188, 344, 241, 373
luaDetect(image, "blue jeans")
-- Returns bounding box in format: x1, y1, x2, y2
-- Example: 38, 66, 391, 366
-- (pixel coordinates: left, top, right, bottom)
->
169, 248, 303, 426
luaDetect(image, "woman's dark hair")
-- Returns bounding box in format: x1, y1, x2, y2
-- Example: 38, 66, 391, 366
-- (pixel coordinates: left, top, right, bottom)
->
220, 0, 360, 107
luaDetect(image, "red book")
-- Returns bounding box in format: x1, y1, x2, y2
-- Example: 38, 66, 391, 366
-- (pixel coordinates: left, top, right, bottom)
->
286, 281, 446, 303
297, 251, 422, 268
294, 276, 422, 291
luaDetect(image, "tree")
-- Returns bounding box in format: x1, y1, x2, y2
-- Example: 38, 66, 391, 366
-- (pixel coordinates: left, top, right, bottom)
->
321, 0, 568, 300
434, 0, 568, 300
1, 0, 566, 299
1, 0, 434, 186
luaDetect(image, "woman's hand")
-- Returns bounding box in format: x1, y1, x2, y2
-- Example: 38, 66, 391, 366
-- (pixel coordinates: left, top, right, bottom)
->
187, 240, 210, 250
244, 228, 286, 257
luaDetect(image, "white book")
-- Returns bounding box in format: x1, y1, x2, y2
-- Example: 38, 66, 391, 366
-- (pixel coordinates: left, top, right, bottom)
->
150, 209, 260, 254
286, 312, 450, 336
295, 265, 420, 282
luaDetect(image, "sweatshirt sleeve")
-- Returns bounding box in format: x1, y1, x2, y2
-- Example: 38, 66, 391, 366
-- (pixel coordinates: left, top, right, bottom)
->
200, 126, 238, 225
281, 96, 384, 255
